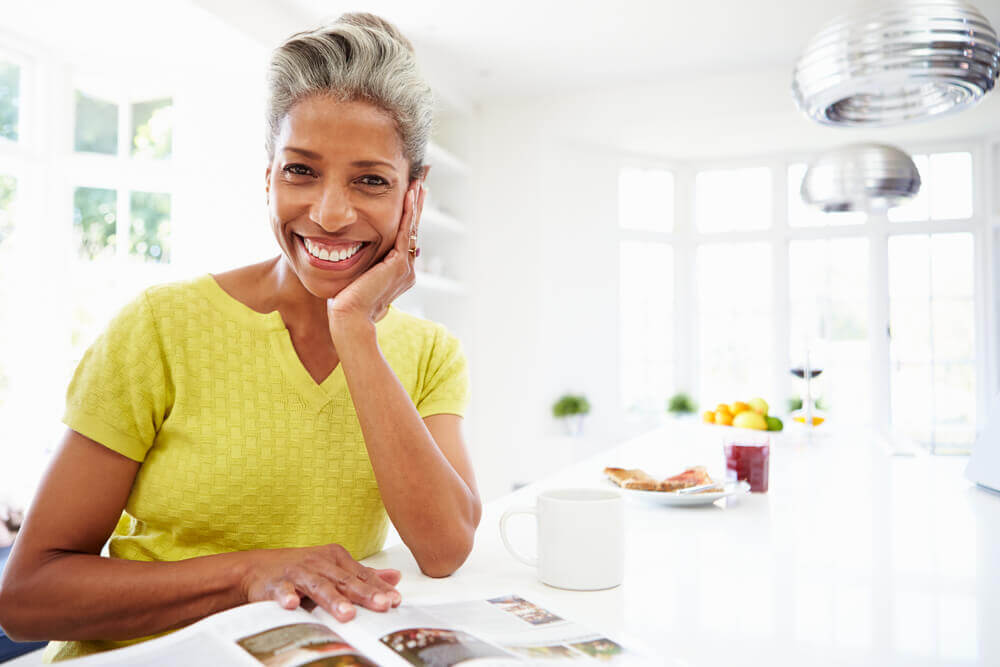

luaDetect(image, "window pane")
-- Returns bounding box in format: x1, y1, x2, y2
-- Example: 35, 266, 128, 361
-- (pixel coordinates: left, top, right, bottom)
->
620, 241, 673, 411
929, 152, 972, 220
889, 233, 976, 450
697, 243, 772, 403
129, 191, 171, 262
73, 186, 117, 260
787, 163, 865, 227
0, 61, 20, 142
131, 97, 173, 159
888, 155, 929, 223
0, 173, 18, 414
789, 238, 870, 422
74, 90, 118, 155
695, 167, 772, 232
0, 173, 15, 246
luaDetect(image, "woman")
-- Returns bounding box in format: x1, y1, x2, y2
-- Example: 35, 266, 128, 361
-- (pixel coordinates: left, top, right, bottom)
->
0, 13, 481, 661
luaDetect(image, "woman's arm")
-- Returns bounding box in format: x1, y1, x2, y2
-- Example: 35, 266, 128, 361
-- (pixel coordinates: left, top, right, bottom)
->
0, 429, 401, 642
333, 322, 482, 577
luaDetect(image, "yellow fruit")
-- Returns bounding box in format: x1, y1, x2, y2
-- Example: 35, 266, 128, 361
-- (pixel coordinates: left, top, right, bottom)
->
730, 401, 751, 415
702, 410, 716, 424
714, 410, 734, 426
749, 397, 769, 416
715, 403, 732, 415
733, 410, 768, 430
793, 415, 825, 426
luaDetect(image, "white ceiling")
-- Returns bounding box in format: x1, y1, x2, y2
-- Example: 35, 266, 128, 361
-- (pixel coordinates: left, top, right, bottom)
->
279, 0, 1000, 103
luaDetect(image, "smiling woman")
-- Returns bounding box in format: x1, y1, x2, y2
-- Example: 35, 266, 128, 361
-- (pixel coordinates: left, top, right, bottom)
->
0, 12, 481, 663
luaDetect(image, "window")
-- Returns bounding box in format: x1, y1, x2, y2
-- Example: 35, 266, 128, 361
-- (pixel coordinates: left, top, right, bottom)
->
0, 60, 19, 142
695, 167, 772, 233
889, 234, 976, 451
618, 166, 674, 412
697, 242, 773, 404
888, 153, 973, 222
620, 241, 673, 412
618, 167, 673, 233
789, 238, 870, 421
68, 80, 175, 360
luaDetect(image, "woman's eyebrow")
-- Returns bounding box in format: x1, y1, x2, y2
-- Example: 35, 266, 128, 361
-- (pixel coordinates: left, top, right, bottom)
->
283, 147, 395, 170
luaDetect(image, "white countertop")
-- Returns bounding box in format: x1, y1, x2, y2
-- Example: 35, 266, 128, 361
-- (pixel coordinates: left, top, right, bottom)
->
364, 421, 999, 666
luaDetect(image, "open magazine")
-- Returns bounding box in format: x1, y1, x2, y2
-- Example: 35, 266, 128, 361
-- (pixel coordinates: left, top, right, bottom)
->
63, 593, 654, 666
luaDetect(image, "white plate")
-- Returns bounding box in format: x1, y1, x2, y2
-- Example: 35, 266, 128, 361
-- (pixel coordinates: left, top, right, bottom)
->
611, 480, 750, 506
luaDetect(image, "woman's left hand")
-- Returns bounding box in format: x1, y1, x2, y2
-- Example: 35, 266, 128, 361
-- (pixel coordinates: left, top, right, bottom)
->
326, 181, 425, 338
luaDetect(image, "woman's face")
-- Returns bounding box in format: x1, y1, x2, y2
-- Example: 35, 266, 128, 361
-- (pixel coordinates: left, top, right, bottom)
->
266, 95, 411, 299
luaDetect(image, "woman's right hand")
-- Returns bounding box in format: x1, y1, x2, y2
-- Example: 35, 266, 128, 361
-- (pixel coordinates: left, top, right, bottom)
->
241, 543, 402, 622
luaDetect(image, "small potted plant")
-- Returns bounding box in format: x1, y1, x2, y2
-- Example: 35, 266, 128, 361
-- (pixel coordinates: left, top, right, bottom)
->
666, 392, 697, 418
552, 393, 591, 436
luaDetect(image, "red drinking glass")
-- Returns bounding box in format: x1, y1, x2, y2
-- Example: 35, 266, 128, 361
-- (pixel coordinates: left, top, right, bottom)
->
724, 434, 770, 493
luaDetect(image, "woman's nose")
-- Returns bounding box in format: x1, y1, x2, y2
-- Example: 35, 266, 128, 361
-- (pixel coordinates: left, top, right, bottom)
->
309, 184, 357, 231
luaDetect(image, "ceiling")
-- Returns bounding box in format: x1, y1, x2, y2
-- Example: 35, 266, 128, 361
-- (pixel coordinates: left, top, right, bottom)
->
202, 0, 1000, 105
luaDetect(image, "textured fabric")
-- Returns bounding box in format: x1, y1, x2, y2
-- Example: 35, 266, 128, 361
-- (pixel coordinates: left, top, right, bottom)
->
44, 273, 469, 662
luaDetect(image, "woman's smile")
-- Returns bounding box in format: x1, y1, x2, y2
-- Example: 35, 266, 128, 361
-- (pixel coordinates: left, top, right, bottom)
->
295, 233, 372, 272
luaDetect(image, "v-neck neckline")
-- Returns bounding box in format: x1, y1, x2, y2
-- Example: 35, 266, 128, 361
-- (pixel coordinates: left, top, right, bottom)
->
196, 273, 347, 410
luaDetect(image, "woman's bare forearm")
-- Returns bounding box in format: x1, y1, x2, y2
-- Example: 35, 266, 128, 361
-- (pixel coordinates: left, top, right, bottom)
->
334, 322, 479, 576
0, 549, 249, 642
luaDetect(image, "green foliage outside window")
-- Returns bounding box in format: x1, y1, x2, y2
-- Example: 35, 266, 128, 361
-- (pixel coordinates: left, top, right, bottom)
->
74, 91, 118, 155
73, 187, 117, 260
129, 191, 171, 262
0, 62, 19, 141
0, 174, 15, 246
131, 98, 172, 159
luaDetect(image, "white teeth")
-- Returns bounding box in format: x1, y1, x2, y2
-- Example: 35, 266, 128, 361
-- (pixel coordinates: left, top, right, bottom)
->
303, 238, 363, 263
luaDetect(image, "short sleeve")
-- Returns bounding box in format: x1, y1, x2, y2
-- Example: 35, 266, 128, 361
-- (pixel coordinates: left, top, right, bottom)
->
415, 326, 470, 419
63, 290, 172, 462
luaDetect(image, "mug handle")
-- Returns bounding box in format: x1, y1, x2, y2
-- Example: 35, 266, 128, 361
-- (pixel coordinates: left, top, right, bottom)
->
499, 505, 538, 567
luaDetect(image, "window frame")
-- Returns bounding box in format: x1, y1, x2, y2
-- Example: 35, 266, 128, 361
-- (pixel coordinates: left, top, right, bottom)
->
619, 138, 993, 446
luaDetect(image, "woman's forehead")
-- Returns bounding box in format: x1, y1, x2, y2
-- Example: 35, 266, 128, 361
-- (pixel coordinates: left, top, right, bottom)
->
276, 96, 407, 167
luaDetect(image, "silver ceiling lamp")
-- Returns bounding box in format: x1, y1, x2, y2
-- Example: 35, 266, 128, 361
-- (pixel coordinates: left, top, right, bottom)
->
793, 1, 1000, 127
801, 143, 921, 213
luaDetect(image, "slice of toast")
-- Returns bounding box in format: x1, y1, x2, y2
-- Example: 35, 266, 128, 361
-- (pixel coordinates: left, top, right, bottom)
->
659, 466, 713, 492
603, 466, 661, 491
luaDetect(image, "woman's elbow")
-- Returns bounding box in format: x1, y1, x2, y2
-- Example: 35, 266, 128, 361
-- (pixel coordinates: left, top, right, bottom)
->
0, 582, 31, 642
416, 526, 477, 578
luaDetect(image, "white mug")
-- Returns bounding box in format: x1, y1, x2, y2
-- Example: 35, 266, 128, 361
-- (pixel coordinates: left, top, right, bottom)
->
499, 487, 624, 591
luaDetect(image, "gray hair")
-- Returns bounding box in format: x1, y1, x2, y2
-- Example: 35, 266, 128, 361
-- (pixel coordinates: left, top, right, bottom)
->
265, 13, 433, 180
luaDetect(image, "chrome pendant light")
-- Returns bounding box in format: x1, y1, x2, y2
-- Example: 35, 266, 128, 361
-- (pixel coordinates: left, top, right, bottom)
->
801, 144, 921, 213
793, 1, 1000, 127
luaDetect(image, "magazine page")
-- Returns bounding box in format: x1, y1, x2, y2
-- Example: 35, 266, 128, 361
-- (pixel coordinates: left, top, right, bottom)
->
312, 593, 652, 666
206, 601, 391, 667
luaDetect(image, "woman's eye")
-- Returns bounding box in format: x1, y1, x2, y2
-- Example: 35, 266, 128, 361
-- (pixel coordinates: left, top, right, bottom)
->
358, 175, 389, 187
282, 164, 313, 176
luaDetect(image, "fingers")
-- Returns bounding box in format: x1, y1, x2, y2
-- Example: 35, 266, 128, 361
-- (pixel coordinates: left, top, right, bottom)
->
375, 568, 402, 587
336, 560, 402, 608
274, 580, 300, 610
284, 567, 357, 622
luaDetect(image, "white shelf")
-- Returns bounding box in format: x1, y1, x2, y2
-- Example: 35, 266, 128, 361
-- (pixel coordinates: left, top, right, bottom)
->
421, 205, 466, 234
415, 271, 467, 295
426, 141, 468, 176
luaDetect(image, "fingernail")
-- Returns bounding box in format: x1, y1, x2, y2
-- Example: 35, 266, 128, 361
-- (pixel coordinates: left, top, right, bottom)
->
391, 591, 401, 605
338, 601, 353, 615
373, 593, 388, 607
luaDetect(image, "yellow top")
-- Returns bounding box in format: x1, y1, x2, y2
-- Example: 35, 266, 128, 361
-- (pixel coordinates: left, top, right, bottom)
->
44, 274, 469, 662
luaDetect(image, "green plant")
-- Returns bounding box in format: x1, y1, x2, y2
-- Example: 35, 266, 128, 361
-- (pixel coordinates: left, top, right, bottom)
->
552, 394, 591, 418
787, 396, 829, 412
666, 392, 697, 414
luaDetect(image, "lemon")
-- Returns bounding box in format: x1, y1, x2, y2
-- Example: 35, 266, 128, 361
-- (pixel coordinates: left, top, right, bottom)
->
715, 410, 734, 426
749, 397, 769, 416
733, 410, 768, 430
